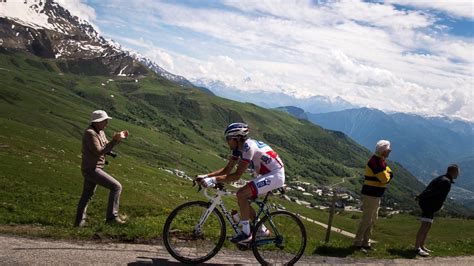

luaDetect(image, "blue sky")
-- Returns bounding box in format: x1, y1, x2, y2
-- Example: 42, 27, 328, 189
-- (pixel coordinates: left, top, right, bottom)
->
58, 0, 473, 121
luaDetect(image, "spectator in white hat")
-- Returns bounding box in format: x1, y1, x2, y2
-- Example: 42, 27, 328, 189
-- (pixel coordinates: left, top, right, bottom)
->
75, 110, 129, 227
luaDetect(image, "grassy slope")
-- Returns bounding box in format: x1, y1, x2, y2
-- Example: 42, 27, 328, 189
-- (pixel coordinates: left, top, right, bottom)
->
0, 50, 473, 258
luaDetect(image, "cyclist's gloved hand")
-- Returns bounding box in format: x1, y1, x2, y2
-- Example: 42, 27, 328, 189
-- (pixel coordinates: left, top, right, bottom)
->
194, 174, 208, 185
201, 177, 217, 188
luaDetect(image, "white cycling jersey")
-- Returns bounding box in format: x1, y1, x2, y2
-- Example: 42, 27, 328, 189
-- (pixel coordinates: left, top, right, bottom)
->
231, 138, 284, 176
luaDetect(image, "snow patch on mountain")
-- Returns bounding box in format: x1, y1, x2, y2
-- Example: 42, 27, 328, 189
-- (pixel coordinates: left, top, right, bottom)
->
0, 0, 193, 84
0, 0, 51, 31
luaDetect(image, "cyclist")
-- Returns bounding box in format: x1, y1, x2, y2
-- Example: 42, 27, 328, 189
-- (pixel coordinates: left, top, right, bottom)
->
198, 122, 285, 243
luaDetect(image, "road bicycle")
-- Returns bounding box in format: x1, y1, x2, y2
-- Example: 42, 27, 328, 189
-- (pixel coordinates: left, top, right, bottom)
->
163, 182, 307, 265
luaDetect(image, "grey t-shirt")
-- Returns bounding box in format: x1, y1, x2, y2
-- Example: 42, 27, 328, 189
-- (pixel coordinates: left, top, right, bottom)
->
81, 126, 117, 170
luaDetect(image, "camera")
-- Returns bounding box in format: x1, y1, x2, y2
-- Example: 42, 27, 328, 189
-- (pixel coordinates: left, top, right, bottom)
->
106, 151, 117, 158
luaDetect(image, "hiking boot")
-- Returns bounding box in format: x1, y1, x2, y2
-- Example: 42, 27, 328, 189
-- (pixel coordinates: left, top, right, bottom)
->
416, 247, 430, 257
230, 232, 252, 244
106, 216, 126, 225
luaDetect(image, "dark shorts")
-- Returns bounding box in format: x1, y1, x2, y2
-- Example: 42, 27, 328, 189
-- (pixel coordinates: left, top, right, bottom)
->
419, 201, 436, 223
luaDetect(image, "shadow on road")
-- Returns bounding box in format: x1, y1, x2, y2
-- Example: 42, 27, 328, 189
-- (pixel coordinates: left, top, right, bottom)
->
387, 248, 416, 259
128, 256, 248, 266
313, 245, 357, 257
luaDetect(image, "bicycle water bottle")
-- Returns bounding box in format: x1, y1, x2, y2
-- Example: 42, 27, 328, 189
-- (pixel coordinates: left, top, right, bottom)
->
231, 209, 240, 224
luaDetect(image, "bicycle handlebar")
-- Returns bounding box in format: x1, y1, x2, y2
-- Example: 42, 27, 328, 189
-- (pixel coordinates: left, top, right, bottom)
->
191, 177, 285, 203
192, 177, 226, 191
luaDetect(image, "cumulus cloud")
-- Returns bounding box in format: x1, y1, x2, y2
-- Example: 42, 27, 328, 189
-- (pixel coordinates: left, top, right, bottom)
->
55, 0, 474, 121
54, 0, 96, 22
54, 0, 100, 32
387, 0, 474, 19
146, 49, 175, 71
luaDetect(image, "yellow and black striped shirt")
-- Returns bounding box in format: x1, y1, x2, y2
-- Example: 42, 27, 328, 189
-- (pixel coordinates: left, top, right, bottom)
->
361, 155, 393, 197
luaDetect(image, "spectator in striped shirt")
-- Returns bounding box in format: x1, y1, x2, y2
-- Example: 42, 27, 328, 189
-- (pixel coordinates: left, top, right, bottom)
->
354, 140, 393, 251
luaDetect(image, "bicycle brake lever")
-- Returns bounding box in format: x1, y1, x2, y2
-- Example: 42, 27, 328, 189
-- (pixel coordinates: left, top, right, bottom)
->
192, 178, 203, 192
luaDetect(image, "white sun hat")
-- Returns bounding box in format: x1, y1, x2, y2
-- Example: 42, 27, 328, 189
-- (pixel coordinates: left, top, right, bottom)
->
90, 110, 112, 123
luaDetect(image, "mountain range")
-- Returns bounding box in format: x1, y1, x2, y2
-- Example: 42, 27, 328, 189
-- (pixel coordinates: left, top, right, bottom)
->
0, 0, 471, 217
193, 78, 357, 113
277, 106, 474, 201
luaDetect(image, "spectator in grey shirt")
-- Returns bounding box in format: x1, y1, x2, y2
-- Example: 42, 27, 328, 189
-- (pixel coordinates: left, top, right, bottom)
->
75, 110, 129, 227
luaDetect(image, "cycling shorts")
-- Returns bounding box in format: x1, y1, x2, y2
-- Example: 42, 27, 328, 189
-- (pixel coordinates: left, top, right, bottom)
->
246, 167, 285, 199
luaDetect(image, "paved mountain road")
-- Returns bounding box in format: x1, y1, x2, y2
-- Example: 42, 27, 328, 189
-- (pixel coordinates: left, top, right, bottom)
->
1, 235, 474, 265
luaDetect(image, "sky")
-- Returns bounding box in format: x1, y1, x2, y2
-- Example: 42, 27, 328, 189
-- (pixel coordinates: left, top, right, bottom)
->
56, 0, 473, 121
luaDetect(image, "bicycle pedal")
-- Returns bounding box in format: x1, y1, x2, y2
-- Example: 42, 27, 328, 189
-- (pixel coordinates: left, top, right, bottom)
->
237, 243, 250, 251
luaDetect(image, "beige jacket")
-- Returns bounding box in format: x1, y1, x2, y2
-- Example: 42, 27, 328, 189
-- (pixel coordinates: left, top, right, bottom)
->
81, 125, 117, 170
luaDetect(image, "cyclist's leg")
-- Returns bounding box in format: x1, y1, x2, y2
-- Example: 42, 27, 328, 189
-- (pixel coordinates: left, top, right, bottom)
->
233, 169, 285, 242
237, 183, 260, 233
249, 206, 257, 221
250, 170, 285, 234
236, 184, 256, 236
237, 183, 258, 220
229, 185, 256, 243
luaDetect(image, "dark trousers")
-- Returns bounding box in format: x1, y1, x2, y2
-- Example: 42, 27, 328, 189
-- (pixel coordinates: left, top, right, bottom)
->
75, 168, 122, 224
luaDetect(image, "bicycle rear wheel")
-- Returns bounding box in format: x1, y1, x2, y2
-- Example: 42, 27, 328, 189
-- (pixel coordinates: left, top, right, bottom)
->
163, 201, 226, 264
252, 210, 307, 265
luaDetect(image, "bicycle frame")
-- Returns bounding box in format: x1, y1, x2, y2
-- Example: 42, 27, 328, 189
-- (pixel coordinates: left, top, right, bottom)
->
194, 187, 242, 235
195, 187, 283, 246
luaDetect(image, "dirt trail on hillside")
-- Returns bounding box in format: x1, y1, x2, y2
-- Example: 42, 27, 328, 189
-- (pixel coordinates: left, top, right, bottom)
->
1, 234, 473, 265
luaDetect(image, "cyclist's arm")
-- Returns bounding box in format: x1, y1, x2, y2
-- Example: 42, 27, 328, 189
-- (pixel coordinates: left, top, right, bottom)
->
206, 158, 238, 177
215, 161, 249, 183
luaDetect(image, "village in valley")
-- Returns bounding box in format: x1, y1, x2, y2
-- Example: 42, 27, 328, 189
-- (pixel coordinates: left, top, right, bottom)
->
164, 168, 402, 216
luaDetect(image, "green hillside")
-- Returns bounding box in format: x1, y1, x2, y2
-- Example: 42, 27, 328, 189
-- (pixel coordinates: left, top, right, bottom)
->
0, 49, 461, 231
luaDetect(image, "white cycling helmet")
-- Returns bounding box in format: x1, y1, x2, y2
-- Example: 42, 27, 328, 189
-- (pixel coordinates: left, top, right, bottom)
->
224, 122, 249, 139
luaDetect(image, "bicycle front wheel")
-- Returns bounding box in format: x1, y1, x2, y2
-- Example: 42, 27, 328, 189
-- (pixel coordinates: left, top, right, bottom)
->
163, 201, 226, 264
252, 210, 307, 265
